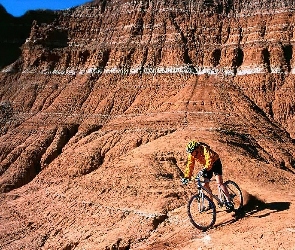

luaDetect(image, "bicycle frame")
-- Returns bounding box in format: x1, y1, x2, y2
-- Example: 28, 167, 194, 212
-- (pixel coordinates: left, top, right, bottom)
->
196, 174, 226, 208
187, 171, 243, 230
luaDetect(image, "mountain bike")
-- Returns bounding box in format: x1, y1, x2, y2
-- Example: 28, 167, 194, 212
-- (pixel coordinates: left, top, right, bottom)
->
187, 170, 243, 231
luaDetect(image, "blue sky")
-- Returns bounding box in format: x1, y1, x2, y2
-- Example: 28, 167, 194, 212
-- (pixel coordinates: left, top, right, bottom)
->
0, 0, 91, 17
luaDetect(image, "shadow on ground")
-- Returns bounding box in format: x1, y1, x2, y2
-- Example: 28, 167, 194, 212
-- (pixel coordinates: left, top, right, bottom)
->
214, 191, 290, 229
235, 193, 290, 219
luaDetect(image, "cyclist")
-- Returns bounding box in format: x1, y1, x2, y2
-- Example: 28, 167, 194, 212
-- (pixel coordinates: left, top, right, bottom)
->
181, 140, 234, 211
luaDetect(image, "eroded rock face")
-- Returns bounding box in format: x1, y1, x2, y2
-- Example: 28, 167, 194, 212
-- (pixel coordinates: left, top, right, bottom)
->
1, 0, 295, 133
0, 5, 58, 70
0, 1, 295, 249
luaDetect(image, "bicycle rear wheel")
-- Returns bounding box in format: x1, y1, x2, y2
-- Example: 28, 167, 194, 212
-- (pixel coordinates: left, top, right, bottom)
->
187, 194, 216, 231
224, 180, 243, 210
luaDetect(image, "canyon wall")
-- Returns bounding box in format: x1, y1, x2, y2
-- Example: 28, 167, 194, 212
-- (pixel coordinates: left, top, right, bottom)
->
1, 0, 295, 135
0, 1, 295, 249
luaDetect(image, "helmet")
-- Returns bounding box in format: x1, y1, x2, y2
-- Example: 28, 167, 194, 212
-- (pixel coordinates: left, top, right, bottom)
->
186, 140, 199, 153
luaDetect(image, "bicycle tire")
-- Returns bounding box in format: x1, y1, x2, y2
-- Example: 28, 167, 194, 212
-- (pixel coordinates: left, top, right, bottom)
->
224, 180, 243, 210
187, 194, 216, 231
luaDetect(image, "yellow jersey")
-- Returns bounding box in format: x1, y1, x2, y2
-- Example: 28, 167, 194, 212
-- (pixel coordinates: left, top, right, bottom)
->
184, 144, 219, 178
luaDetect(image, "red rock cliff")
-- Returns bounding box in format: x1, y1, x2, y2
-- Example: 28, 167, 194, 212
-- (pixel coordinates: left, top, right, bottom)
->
0, 1, 295, 249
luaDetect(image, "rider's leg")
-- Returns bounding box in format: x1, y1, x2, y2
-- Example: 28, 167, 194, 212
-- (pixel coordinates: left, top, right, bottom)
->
202, 169, 213, 201
215, 174, 231, 202
211, 159, 232, 204
203, 179, 213, 200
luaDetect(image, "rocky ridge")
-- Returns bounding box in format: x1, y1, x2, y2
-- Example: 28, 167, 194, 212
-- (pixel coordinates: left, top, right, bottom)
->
0, 0, 295, 249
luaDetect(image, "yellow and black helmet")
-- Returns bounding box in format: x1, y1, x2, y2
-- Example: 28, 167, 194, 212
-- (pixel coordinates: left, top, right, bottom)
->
186, 140, 200, 153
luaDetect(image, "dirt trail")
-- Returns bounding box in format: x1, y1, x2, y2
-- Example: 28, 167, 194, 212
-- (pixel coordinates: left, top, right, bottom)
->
132, 183, 295, 250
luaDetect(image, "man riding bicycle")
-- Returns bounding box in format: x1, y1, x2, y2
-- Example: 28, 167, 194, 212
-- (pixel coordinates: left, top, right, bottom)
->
181, 140, 234, 211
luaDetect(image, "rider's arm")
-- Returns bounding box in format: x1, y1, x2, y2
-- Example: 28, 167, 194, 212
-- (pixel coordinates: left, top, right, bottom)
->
184, 153, 195, 178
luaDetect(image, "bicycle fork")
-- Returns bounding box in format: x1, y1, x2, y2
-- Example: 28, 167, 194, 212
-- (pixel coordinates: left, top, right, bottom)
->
197, 190, 206, 212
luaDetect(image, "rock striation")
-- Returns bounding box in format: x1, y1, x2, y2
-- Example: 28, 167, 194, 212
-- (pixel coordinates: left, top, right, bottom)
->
0, 0, 295, 249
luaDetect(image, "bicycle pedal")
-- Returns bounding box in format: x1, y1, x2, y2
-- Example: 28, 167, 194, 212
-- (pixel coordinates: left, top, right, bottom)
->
225, 201, 234, 212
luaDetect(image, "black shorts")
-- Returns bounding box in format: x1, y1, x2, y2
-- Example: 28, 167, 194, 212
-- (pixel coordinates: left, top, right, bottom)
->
204, 159, 223, 179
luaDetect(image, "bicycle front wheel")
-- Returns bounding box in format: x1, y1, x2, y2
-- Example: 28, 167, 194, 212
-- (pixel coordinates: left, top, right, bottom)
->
187, 194, 216, 231
224, 180, 243, 210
